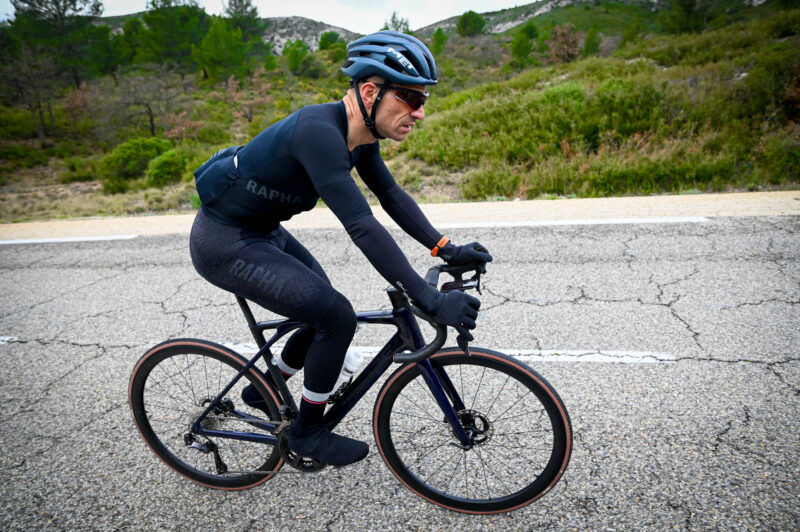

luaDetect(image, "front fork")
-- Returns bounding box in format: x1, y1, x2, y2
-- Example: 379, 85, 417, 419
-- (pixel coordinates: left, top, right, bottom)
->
415, 358, 472, 448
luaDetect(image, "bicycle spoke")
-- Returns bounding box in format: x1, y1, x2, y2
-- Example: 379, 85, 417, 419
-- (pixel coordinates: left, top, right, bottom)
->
472, 446, 514, 495
131, 345, 281, 489
469, 366, 487, 410
375, 351, 571, 512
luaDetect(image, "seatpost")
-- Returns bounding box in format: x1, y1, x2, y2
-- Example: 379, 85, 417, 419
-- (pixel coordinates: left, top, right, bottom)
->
236, 296, 266, 348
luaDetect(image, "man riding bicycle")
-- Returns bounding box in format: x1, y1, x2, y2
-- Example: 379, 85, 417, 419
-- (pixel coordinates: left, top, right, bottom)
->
189, 31, 492, 466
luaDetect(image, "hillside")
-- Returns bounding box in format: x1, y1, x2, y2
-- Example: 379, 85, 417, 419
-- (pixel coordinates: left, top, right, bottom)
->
0, 1, 798, 222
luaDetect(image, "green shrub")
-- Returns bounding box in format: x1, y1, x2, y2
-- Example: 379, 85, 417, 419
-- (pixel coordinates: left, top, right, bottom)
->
0, 107, 37, 139
457, 10, 485, 37
0, 143, 49, 169
100, 137, 171, 193
59, 156, 99, 183
753, 125, 800, 184
146, 149, 189, 187
195, 122, 232, 145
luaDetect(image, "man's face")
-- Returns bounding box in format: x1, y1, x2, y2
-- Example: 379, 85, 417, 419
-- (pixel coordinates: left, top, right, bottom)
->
372, 82, 428, 142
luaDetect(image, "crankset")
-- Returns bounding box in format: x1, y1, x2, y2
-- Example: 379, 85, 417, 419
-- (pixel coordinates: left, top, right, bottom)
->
275, 424, 327, 473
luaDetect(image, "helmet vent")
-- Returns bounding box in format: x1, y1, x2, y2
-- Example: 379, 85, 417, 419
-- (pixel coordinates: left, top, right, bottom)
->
383, 56, 405, 74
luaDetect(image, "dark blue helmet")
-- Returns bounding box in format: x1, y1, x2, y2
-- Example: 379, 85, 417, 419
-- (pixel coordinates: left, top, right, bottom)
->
342, 31, 438, 86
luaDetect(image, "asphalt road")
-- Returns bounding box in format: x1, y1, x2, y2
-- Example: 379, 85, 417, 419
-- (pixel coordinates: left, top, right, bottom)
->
0, 214, 798, 530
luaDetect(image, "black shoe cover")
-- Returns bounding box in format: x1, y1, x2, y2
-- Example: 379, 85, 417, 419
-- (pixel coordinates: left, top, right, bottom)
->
288, 424, 369, 466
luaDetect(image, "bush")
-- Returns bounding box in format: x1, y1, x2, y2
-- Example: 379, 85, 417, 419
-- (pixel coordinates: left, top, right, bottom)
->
100, 137, 171, 193
146, 149, 188, 187
753, 124, 800, 184
457, 11, 485, 37
296, 54, 325, 79
0, 107, 37, 139
283, 39, 308, 75
59, 156, 99, 183
319, 31, 342, 50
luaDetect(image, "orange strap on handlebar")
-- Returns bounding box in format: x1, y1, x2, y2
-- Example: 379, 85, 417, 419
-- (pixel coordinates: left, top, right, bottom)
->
430, 236, 450, 257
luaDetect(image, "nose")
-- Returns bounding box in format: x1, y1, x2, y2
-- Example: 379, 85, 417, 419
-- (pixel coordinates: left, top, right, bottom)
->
410, 104, 425, 120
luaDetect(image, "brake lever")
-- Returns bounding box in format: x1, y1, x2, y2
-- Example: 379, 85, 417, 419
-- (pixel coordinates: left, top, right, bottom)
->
457, 334, 471, 356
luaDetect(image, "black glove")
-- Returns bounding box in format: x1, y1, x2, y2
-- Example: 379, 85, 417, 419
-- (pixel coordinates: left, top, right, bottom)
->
423, 290, 481, 341
438, 241, 493, 266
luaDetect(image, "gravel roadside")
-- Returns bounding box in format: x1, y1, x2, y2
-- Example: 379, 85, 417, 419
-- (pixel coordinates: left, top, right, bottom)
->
1, 190, 798, 241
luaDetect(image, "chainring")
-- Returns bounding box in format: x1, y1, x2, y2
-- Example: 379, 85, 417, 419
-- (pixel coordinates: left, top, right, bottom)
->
276, 424, 327, 473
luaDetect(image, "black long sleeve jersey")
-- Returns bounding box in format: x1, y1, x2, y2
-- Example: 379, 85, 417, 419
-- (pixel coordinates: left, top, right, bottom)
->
193, 101, 442, 308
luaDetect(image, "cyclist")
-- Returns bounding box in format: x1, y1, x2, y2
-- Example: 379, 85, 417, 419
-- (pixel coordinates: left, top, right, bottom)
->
189, 31, 492, 467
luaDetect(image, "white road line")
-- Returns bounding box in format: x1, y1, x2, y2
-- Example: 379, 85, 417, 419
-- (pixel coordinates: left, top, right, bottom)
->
224, 343, 675, 364
0, 216, 710, 245
0, 235, 138, 245
436, 217, 708, 229
0, 337, 18, 345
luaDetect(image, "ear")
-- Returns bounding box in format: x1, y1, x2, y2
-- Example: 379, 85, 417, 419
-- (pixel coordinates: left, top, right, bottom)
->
359, 81, 380, 108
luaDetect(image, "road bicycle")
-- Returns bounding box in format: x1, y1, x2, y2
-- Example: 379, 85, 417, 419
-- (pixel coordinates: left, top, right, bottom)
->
129, 263, 572, 514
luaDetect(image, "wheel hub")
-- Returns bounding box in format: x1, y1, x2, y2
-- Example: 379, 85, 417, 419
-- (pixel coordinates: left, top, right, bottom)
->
451, 409, 493, 447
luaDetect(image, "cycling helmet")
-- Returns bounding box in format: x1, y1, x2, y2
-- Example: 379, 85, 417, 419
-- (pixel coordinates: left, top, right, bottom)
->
343, 31, 438, 140
342, 30, 438, 86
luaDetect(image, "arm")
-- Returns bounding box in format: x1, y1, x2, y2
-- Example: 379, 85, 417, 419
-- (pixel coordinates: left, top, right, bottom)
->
294, 125, 438, 309
355, 144, 443, 250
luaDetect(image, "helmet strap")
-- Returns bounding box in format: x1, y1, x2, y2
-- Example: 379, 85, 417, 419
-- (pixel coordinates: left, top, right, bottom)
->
355, 80, 387, 140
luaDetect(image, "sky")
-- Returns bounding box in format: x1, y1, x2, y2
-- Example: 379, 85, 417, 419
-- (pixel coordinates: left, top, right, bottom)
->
0, 0, 529, 34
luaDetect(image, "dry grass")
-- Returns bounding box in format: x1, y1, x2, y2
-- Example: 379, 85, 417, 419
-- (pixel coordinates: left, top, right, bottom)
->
0, 164, 197, 223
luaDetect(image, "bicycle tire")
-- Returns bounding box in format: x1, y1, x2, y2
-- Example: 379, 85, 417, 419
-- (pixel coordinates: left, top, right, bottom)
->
129, 339, 284, 490
373, 347, 571, 514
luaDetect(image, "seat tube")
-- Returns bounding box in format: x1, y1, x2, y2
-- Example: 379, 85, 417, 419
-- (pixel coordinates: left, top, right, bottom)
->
416, 359, 470, 445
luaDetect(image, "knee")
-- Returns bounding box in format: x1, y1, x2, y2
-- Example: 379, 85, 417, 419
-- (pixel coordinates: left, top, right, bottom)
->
314, 293, 357, 341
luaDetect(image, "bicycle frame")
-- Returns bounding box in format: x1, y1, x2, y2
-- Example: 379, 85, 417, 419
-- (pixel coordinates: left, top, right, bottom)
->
190, 289, 473, 448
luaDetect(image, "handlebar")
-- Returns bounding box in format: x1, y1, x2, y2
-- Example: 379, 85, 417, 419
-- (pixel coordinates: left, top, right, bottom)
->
392, 262, 485, 364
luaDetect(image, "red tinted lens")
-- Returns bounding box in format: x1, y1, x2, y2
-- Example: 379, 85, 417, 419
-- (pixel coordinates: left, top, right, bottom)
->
395, 88, 427, 110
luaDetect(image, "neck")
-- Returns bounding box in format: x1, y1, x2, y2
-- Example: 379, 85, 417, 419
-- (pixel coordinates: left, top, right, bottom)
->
343, 91, 377, 151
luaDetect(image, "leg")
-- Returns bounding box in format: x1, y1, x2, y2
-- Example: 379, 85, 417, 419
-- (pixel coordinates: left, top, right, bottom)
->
190, 212, 368, 465
273, 228, 332, 373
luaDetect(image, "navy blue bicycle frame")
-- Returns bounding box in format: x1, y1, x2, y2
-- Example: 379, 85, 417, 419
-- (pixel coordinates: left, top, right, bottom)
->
190, 290, 472, 447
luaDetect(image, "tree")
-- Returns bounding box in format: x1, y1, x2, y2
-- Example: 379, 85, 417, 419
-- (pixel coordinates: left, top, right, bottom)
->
510, 32, 532, 67
431, 27, 447, 55
139, 0, 210, 73
519, 19, 538, 41
456, 10, 485, 37
620, 15, 645, 47
110, 64, 184, 138
660, 0, 711, 34
10, 0, 104, 89
383, 11, 410, 34
319, 31, 342, 50
192, 17, 248, 86
223, 0, 268, 55
582, 26, 601, 58
282, 39, 308, 75
0, 42, 59, 140
548, 24, 579, 64
120, 18, 146, 65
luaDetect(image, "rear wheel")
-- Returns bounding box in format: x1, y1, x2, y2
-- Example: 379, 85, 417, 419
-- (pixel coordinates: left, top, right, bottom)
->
129, 339, 284, 489
373, 348, 571, 513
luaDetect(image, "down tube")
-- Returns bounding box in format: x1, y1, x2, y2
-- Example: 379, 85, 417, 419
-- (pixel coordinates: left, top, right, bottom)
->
323, 333, 406, 431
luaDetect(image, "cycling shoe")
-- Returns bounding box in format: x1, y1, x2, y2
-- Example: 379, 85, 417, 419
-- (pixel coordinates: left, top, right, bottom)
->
288, 423, 369, 467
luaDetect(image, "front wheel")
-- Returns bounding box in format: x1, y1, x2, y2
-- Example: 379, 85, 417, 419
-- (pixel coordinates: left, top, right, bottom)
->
373, 347, 572, 514
129, 339, 284, 490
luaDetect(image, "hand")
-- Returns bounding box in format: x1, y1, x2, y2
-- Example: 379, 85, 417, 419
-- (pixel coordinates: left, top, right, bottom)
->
438, 241, 493, 266
425, 290, 481, 342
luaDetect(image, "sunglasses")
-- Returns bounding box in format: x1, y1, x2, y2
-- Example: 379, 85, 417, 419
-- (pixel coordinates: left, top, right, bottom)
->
375, 83, 429, 110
